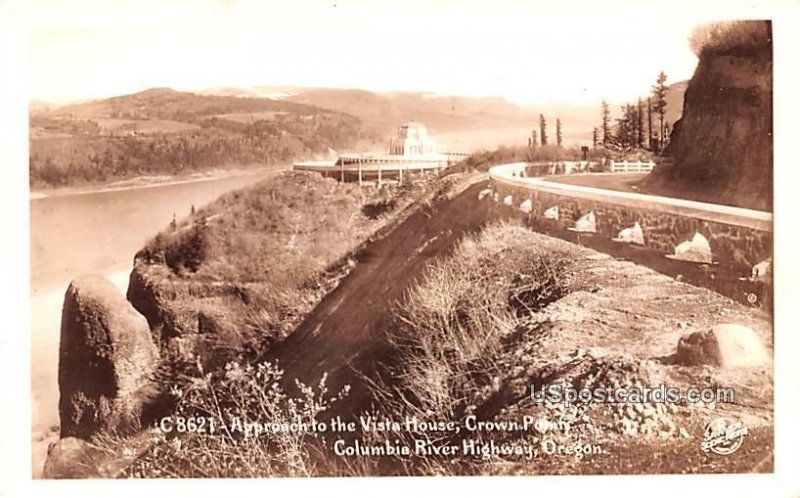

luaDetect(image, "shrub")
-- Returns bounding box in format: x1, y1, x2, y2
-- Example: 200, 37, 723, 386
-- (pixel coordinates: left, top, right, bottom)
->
163, 217, 210, 273
361, 199, 398, 219
380, 222, 578, 420
689, 20, 771, 57
447, 145, 584, 173
129, 361, 349, 478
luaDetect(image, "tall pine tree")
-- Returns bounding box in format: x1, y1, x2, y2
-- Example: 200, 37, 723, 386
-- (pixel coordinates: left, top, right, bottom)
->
651, 71, 668, 151
647, 97, 653, 149
636, 98, 644, 148
601, 101, 610, 145
615, 104, 639, 149
556, 118, 562, 147
539, 114, 548, 146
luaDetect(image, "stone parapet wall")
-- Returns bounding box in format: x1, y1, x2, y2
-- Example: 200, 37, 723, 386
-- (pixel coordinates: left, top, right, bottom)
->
489, 163, 772, 275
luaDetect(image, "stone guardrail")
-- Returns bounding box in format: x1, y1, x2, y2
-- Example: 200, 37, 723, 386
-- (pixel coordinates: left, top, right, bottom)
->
610, 160, 656, 173
487, 162, 772, 275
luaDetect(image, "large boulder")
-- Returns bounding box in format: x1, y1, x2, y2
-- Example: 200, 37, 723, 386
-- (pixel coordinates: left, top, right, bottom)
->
43, 431, 161, 479
676, 323, 769, 367
41, 437, 103, 479
59, 275, 159, 439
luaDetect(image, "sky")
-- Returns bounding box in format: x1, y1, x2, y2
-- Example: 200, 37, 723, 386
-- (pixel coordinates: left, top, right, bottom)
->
26, 0, 762, 106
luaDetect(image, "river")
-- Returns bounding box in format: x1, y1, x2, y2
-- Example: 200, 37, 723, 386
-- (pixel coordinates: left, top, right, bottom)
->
29, 168, 280, 477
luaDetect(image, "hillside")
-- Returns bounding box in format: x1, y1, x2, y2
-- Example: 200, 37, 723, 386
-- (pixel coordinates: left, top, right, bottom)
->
48, 87, 316, 121
664, 80, 689, 126
651, 21, 772, 210
29, 88, 375, 188
491, 80, 686, 148
202, 86, 546, 136
46, 195, 773, 477
124, 172, 457, 368
199, 83, 692, 150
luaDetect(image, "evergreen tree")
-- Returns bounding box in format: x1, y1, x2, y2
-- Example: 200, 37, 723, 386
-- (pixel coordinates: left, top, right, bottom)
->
601, 101, 610, 144
592, 127, 598, 147
539, 114, 548, 146
615, 104, 639, 149
647, 97, 653, 149
556, 118, 563, 147
637, 98, 645, 148
651, 71, 668, 151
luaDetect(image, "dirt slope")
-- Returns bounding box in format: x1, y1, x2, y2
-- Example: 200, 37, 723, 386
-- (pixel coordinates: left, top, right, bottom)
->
263, 180, 504, 412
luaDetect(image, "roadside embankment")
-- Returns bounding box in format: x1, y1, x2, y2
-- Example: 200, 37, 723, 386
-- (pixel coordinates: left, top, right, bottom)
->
488, 163, 771, 301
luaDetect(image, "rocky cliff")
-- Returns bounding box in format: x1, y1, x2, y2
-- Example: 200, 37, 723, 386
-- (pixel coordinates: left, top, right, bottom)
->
58, 275, 160, 439
658, 21, 772, 211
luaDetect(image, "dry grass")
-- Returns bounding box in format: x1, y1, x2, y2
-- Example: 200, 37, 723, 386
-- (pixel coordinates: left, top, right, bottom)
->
446, 145, 610, 175
689, 20, 771, 56
124, 361, 348, 478
117, 222, 581, 477
384, 223, 578, 417
447, 145, 570, 173
329, 222, 580, 475
135, 171, 447, 364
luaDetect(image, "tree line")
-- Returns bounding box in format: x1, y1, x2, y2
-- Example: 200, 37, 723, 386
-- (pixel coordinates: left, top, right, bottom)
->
527, 114, 563, 148
29, 112, 366, 188
594, 71, 671, 153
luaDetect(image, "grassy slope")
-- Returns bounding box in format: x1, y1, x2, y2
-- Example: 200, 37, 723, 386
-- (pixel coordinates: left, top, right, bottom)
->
127, 170, 461, 367
378, 223, 772, 475
119, 221, 771, 478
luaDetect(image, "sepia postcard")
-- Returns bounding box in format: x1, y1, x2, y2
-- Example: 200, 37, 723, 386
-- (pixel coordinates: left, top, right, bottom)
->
2, 0, 799, 495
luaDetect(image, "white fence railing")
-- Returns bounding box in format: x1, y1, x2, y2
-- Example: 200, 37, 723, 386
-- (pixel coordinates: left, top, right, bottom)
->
610, 160, 656, 173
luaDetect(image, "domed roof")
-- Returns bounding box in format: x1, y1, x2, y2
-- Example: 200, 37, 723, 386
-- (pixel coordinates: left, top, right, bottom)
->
397, 121, 428, 140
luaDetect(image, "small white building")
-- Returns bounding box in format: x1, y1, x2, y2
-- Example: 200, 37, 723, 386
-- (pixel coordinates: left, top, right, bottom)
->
294, 121, 456, 183
388, 122, 438, 156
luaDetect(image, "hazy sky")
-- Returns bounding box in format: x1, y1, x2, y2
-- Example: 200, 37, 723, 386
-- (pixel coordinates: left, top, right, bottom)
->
28, 0, 753, 106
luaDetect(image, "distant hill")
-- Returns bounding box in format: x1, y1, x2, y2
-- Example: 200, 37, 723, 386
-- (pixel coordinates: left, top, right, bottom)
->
29, 88, 370, 188
45, 87, 319, 121
200, 82, 692, 150
29, 100, 56, 113
519, 80, 687, 147
201, 86, 546, 136
602, 80, 688, 134
664, 80, 689, 126
29, 81, 692, 189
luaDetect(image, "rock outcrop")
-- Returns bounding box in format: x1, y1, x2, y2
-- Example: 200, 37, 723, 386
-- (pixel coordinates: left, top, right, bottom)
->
43, 431, 162, 479
58, 275, 159, 439
660, 21, 772, 210
676, 323, 769, 368
42, 437, 104, 479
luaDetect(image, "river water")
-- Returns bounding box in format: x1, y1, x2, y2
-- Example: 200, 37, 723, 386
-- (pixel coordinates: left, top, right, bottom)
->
29, 169, 278, 476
